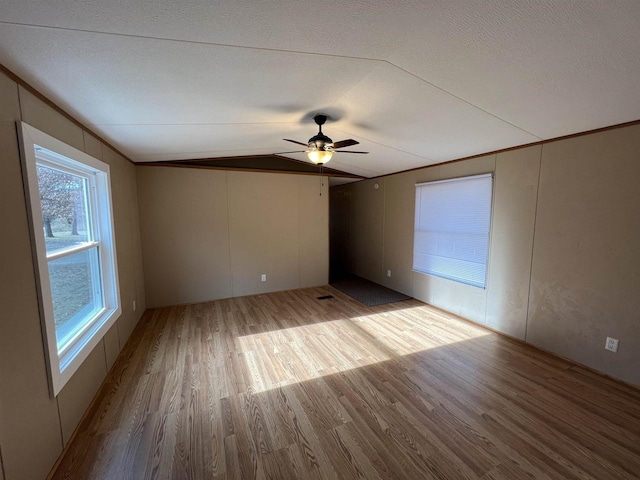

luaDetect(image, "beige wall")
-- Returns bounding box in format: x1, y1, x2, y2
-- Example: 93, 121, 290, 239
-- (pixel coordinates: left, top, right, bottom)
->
0, 71, 146, 480
136, 167, 232, 306
527, 127, 640, 386
337, 125, 640, 387
137, 167, 329, 307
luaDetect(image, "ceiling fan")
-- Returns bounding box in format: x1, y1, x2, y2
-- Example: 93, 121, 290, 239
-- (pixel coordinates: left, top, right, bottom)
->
278, 114, 368, 165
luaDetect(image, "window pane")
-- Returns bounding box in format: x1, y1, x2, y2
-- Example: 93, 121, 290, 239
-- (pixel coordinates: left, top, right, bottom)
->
36, 164, 91, 255
48, 247, 103, 350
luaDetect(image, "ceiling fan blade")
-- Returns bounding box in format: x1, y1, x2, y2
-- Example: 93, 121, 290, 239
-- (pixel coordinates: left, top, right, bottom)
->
275, 150, 307, 154
337, 150, 368, 154
333, 139, 359, 149
283, 138, 309, 147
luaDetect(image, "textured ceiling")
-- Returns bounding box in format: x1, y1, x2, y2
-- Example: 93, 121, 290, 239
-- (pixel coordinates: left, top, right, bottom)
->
1, 1, 639, 178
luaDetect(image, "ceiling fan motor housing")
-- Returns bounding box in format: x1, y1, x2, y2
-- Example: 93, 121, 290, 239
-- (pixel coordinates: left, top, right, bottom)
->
308, 133, 334, 151
280, 113, 365, 160
309, 114, 333, 150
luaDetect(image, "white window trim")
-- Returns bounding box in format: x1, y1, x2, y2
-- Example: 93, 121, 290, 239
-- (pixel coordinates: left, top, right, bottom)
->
413, 173, 494, 289
18, 122, 121, 397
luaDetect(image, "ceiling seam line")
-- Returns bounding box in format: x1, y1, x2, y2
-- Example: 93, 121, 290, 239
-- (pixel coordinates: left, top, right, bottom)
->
87, 122, 301, 126
132, 152, 309, 158
326, 160, 383, 178
380, 60, 543, 140
1, 63, 136, 164
0, 21, 386, 63
324, 126, 437, 160
3, 20, 544, 140
2, 21, 543, 141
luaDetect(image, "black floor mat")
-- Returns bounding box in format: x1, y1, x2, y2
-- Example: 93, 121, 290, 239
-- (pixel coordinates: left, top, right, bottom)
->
330, 275, 412, 307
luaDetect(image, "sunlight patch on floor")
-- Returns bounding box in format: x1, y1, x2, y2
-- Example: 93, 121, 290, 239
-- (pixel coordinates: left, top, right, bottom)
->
237, 306, 491, 393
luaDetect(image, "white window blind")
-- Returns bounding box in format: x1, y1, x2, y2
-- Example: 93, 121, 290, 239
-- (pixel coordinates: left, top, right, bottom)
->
413, 173, 493, 288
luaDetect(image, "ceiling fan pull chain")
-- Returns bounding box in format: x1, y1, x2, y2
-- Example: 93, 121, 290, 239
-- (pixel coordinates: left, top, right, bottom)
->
320, 165, 324, 196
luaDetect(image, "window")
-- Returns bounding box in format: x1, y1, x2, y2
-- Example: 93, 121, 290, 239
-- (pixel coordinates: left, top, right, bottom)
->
413, 173, 493, 288
19, 123, 121, 396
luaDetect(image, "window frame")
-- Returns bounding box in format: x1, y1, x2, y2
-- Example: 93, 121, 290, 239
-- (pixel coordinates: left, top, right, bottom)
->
413, 173, 494, 289
19, 122, 121, 397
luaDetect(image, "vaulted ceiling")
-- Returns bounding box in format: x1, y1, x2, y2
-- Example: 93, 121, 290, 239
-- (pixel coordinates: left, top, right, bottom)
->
1, 1, 639, 181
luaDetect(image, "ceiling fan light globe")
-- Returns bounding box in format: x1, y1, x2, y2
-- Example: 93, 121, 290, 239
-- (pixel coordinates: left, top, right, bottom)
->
307, 149, 333, 165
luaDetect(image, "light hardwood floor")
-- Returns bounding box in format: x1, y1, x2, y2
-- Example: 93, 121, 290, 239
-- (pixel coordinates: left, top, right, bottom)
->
51, 287, 640, 479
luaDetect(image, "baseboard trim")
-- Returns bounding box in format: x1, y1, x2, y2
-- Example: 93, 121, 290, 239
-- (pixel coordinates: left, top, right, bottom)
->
422, 300, 640, 394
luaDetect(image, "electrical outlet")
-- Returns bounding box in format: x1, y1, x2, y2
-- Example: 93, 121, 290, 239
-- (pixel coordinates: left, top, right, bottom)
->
387, 269, 391, 278
261, 274, 267, 282
133, 300, 136, 312
605, 337, 619, 353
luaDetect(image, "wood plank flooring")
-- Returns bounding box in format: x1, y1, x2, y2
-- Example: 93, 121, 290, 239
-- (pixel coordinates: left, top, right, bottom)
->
51, 287, 640, 479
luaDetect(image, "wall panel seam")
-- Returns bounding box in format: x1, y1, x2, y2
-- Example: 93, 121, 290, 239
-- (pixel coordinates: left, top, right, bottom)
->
115, 320, 121, 351
483, 155, 497, 325
102, 337, 108, 374
297, 177, 301, 287
15, 80, 23, 121
54, 398, 64, 449
224, 172, 234, 298
381, 180, 386, 284
128, 165, 139, 322
524, 144, 544, 342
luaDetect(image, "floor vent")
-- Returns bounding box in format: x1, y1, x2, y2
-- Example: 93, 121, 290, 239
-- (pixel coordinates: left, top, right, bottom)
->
317, 295, 334, 300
